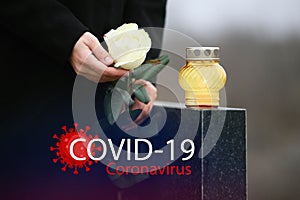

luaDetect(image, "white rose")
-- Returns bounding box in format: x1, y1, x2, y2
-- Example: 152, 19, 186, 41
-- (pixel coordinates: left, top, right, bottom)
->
104, 23, 151, 70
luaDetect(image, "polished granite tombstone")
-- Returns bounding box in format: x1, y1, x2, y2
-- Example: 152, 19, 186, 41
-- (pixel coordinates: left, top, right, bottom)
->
113, 101, 247, 200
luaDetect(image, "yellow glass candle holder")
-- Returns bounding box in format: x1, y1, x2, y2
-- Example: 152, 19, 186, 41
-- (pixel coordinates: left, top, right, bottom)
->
178, 47, 226, 108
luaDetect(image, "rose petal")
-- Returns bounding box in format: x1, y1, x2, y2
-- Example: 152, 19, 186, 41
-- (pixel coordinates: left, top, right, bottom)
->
104, 23, 151, 70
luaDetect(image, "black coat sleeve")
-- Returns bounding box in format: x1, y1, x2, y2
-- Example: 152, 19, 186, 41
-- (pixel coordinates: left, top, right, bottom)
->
0, 0, 89, 65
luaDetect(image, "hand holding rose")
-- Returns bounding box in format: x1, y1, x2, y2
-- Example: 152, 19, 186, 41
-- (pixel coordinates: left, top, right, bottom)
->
70, 24, 169, 127
70, 32, 128, 83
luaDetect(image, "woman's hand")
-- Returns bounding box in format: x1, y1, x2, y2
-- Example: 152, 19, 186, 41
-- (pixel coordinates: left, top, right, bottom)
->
70, 32, 128, 82
130, 79, 157, 125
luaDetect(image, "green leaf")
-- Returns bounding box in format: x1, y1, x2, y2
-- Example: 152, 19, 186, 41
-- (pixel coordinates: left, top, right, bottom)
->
133, 55, 170, 80
158, 55, 170, 65
104, 90, 123, 125
133, 84, 150, 104
115, 77, 129, 91
116, 87, 134, 106
140, 63, 166, 81
103, 55, 170, 125
146, 55, 169, 65
132, 63, 153, 80
140, 55, 170, 81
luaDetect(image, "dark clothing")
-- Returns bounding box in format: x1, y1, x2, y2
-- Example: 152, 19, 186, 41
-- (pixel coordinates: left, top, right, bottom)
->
0, 0, 166, 120
0, 0, 167, 199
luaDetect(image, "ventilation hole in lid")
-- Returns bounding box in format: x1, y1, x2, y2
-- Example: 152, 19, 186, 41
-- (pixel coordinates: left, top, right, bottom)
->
187, 50, 193, 57
213, 49, 219, 57
204, 49, 211, 56
194, 49, 201, 57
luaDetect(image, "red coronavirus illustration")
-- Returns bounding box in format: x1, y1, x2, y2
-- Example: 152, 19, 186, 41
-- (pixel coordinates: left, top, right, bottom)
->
50, 123, 100, 175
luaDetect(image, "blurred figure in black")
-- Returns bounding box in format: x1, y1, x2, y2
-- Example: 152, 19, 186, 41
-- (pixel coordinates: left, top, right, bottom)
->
0, 0, 167, 199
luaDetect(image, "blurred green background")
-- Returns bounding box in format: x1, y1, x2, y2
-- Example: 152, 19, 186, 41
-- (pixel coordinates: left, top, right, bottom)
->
157, 0, 300, 199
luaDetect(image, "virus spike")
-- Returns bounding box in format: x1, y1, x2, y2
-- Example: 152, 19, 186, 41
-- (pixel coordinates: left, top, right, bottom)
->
85, 165, 90, 172
62, 165, 67, 172
74, 167, 79, 175
50, 146, 56, 151
86, 126, 91, 131
53, 158, 59, 163
61, 126, 67, 132
53, 134, 59, 139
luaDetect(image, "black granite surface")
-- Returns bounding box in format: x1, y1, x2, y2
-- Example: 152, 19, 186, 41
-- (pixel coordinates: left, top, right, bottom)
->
117, 104, 247, 200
